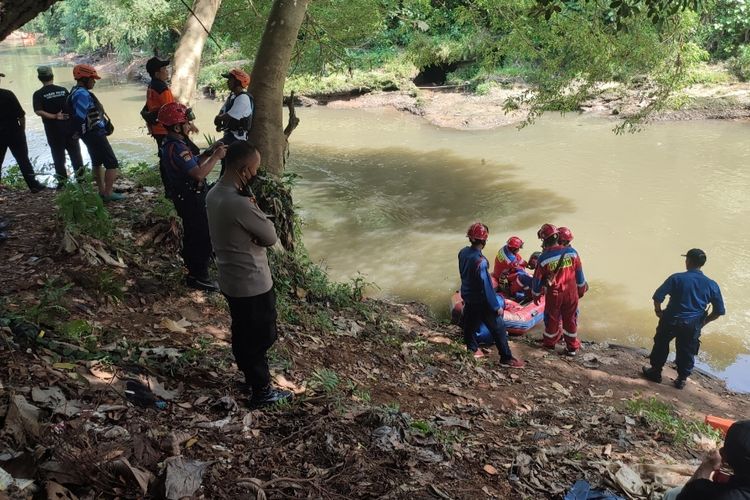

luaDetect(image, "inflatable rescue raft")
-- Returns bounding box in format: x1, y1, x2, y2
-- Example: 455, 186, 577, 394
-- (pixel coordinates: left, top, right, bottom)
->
450, 290, 545, 338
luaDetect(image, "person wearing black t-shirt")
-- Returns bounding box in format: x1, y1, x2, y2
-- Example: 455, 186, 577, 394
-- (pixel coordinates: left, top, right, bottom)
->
32, 66, 84, 186
0, 74, 45, 193
663, 420, 750, 500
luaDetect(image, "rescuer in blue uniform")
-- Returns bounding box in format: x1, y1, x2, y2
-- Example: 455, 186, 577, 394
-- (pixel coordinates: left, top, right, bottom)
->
458, 222, 525, 367
159, 102, 226, 292
642, 248, 725, 389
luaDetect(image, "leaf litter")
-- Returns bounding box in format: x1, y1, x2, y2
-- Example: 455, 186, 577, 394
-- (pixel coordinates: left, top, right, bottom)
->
1, 186, 749, 498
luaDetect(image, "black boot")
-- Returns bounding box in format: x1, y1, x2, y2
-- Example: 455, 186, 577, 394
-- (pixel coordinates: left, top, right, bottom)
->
185, 275, 219, 292
247, 386, 293, 408
641, 366, 662, 383
25, 175, 48, 193
674, 377, 687, 389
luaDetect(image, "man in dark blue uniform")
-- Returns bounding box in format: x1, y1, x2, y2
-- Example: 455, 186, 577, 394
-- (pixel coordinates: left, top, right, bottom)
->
459, 222, 525, 367
642, 248, 725, 389
33, 65, 84, 186
0, 73, 46, 192
158, 102, 226, 291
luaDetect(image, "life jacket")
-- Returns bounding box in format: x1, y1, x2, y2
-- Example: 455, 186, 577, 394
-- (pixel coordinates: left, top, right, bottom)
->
161, 136, 205, 195
66, 86, 111, 135
222, 91, 254, 133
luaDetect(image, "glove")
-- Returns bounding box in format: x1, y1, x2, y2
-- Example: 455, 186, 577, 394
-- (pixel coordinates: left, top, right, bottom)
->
577, 282, 589, 299
533, 295, 541, 305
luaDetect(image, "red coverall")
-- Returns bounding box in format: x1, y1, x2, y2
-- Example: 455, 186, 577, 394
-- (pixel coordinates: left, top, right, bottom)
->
531, 245, 587, 350
492, 245, 526, 283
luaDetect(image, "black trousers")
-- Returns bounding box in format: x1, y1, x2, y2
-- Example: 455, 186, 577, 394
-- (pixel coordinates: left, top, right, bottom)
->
153, 135, 172, 198
171, 185, 212, 279
45, 125, 84, 181
0, 127, 38, 188
225, 289, 278, 391
648, 316, 703, 379
462, 302, 513, 360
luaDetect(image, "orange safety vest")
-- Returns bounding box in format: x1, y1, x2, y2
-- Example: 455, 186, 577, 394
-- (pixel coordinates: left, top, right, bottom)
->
146, 78, 174, 136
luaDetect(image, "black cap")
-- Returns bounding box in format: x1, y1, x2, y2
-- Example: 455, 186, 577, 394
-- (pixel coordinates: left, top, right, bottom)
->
724, 420, 750, 473
681, 248, 706, 265
146, 57, 170, 76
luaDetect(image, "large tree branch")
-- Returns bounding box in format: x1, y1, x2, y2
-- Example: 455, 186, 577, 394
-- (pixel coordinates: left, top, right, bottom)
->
0, 0, 60, 41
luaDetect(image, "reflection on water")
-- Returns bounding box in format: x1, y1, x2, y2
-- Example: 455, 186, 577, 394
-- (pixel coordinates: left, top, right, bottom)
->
288, 106, 750, 392
3, 43, 750, 391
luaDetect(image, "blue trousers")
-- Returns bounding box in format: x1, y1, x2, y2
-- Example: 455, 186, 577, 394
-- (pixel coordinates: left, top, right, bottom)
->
648, 316, 703, 378
462, 302, 513, 360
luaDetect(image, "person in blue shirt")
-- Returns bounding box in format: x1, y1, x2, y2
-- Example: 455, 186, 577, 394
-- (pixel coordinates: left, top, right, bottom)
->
458, 222, 525, 368
642, 248, 725, 389
69, 64, 123, 201
158, 102, 226, 292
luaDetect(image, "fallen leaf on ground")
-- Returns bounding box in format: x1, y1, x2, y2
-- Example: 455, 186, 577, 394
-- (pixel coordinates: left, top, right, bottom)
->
483, 464, 499, 475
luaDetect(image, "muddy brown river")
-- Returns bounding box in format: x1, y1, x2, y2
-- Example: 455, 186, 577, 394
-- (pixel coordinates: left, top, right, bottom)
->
3, 44, 750, 392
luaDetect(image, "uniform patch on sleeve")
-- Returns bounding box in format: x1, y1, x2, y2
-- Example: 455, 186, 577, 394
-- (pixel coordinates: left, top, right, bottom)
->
180, 150, 192, 162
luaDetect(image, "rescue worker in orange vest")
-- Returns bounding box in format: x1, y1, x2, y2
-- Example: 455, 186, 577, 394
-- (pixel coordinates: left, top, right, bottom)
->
531, 224, 588, 355
143, 57, 174, 196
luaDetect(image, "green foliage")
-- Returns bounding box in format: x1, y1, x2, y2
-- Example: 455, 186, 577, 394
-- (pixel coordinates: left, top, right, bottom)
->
700, 0, 750, 58
123, 161, 162, 188
56, 178, 113, 239
27, 278, 72, 326
626, 396, 722, 444
93, 270, 126, 303
1, 165, 29, 190
728, 44, 750, 80
151, 196, 177, 219
59, 319, 99, 351
26, 0, 182, 60
309, 368, 341, 394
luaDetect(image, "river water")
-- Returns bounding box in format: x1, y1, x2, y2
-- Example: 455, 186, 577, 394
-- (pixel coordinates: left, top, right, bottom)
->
3, 43, 750, 392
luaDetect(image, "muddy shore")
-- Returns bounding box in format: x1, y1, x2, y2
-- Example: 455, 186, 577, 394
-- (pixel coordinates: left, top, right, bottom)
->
68, 52, 750, 131
1, 179, 748, 498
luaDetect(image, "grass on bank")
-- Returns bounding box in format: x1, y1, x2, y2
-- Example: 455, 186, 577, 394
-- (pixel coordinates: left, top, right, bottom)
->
626, 396, 722, 445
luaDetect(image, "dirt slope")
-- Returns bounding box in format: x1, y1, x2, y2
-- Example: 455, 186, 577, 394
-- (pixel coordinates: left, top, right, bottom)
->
0, 185, 747, 499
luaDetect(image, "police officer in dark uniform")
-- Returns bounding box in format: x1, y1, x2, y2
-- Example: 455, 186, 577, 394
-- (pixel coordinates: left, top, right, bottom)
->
32, 65, 84, 186
0, 73, 46, 192
158, 102, 226, 291
642, 248, 725, 389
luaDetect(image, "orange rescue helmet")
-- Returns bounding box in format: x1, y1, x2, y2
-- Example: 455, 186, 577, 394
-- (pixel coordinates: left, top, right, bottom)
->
467, 222, 489, 242
158, 102, 190, 127
222, 68, 251, 88
507, 236, 524, 250
73, 64, 101, 80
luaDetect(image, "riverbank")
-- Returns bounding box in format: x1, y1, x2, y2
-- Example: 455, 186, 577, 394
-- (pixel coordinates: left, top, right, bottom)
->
63, 52, 750, 131
316, 79, 750, 130
1, 178, 748, 498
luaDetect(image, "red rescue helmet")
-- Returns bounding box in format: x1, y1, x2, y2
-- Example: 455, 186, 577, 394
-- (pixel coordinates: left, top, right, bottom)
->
158, 102, 190, 127
507, 236, 524, 250
558, 226, 574, 243
73, 64, 101, 80
466, 222, 489, 242
537, 223, 558, 240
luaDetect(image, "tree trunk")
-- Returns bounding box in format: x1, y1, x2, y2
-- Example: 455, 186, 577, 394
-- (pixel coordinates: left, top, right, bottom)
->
171, 0, 222, 104
248, 0, 309, 251
0, 0, 60, 40
248, 0, 309, 176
